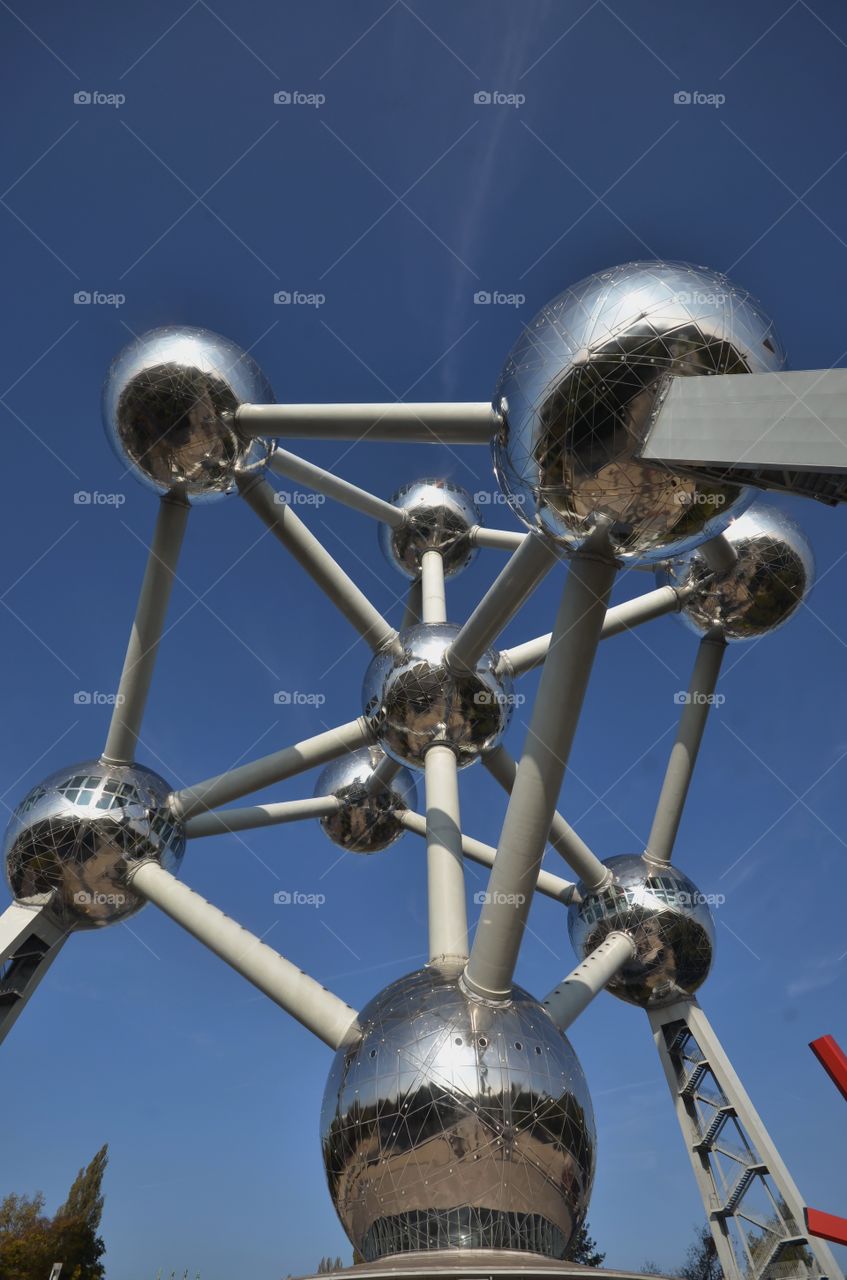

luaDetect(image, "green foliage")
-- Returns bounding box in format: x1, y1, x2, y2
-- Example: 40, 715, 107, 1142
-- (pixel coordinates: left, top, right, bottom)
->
643, 1222, 724, 1280
566, 1221, 605, 1267
0, 1146, 109, 1280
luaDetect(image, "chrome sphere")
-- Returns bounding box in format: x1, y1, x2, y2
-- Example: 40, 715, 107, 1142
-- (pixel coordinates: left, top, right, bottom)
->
362, 623, 514, 769
380, 479, 479, 579
658, 503, 814, 641
4, 761, 184, 930
322, 964, 595, 1261
493, 261, 785, 564
103, 326, 275, 501
568, 855, 714, 1008
315, 747, 417, 854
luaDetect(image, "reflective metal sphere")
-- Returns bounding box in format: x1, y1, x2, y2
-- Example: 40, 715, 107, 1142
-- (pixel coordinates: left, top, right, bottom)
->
315, 747, 417, 854
658, 503, 814, 642
103, 326, 275, 501
321, 964, 595, 1261
568, 855, 714, 1008
362, 623, 514, 769
380, 480, 479, 579
4, 761, 185, 930
492, 261, 785, 564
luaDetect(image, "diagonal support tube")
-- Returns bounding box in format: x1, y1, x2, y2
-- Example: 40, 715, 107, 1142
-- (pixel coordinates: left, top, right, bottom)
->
238, 402, 498, 445
499, 583, 687, 678
469, 527, 526, 552
543, 932, 636, 1031
482, 746, 608, 891
239, 476, 398, 654
399, 811, 576, 904
446, 532, 560, 673
185, 795, 340, 839
102, 494, 190, 764
268, 450, 405, 527
463, 533, 618, 1001
129, 862, 361, 1049
644, 633, 726, 866
171, 718, 371, 822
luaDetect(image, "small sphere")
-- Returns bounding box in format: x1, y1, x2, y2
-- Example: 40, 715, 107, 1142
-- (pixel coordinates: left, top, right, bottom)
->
4, 761, 185, 930
567, 855, 714, 1008
492, 260, 785, 564
103, 326, 275, 501
322, 964, 595, 1261
658, 503, 814, 641
379, 479, 479, 579
315, 747, 417, 854
362, 623, 513, 768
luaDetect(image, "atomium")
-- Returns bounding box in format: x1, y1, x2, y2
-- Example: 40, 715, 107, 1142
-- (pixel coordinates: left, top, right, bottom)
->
362, 623, 514, 768
4, 761, 184, 929
567, 855, 714, 1008
658, 503, 815, 641
103, 326, 276, 501
315, 747, 417, 853
321, 963, 595, 1261
492, 260, 785, 563
380, 479, 479, 579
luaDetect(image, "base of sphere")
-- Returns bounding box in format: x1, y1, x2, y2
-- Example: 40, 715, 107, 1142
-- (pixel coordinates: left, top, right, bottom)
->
293, 1251, 674, 1280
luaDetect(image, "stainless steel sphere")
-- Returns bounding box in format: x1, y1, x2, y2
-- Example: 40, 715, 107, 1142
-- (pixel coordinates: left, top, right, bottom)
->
4, 761, 185, 930
103, 326, 275, 501
321, 964, 595, 1261
567, 855, 714, 1008
362, 623, 514, 768
315, 747, 417, 854
657, 503, 814, 641
492, 261, 786, 564
379, 479, 479, 579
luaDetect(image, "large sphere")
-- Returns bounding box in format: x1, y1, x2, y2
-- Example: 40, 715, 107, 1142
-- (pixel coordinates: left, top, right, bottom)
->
493, 261, 785, 564
362, 623, 513, 768
315, 747, 417, 853
658, 503, 814, 641
103, 326, 275, 501
380, 479, 479, 579
321, 964, 595, 1261
4, 761, 185, 929
567, 855, 714, 1008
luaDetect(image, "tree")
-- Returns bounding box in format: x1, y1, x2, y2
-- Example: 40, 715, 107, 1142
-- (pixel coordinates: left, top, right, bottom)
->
0, 1146, 109, 1280
566, 1221, 605, 1266
316, 1257, 344, 1273
679, 1223, 723, 1280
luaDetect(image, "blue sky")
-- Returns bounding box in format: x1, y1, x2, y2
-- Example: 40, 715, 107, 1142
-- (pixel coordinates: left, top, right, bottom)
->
1, 2, 846, 1277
